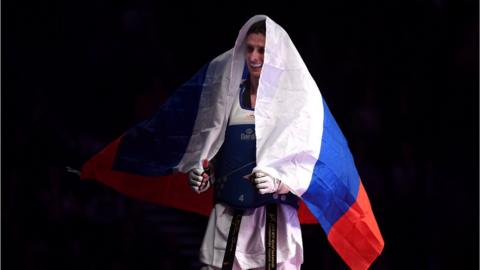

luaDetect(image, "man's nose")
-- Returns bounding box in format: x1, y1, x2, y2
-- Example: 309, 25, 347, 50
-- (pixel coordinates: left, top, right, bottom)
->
250, 51, 261, 61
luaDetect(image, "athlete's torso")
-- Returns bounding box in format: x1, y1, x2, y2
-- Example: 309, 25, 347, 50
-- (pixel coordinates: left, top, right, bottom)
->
214, 80, 299, 210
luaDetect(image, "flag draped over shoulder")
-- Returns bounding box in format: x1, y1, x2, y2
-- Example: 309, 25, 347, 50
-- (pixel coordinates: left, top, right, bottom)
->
81, 15, 384, 270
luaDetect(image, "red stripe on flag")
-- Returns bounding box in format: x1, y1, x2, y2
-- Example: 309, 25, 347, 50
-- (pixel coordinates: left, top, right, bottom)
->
80, 136, 213, 216
327, 181, 384, 270
298, 200, 318, 224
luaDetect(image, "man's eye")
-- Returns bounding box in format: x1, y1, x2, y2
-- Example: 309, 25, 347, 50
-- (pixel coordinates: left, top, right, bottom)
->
247, 46, 254, 53
259, 48, 265, 54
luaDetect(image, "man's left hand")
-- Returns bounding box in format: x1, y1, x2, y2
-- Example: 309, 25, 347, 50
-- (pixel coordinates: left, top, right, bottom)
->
253, 172, 281, 194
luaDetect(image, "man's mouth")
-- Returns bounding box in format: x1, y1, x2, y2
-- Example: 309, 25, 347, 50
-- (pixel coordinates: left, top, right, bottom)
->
250, 63, 262, 68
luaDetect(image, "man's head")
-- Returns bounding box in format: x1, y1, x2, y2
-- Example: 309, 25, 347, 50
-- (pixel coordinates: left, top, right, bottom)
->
245, 20, 266, 80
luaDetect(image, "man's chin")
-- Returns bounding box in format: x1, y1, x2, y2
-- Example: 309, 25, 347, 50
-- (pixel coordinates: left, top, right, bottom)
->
250, 71, 261, 78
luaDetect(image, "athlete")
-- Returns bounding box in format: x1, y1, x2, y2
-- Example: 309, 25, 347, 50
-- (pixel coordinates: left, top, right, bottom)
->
188, 20, 303, 270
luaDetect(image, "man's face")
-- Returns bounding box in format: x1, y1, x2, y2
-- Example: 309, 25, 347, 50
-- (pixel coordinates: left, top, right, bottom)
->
245, 33, 265, 79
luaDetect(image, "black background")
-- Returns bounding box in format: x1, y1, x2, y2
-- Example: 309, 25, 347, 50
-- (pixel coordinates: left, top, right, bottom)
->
3, 1, 478, 269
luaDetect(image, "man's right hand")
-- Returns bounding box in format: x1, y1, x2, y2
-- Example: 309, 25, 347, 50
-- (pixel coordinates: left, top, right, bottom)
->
188, 168, 210, 194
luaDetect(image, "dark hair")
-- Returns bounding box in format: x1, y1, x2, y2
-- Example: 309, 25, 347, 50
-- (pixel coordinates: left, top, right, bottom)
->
247, 20, 266, 36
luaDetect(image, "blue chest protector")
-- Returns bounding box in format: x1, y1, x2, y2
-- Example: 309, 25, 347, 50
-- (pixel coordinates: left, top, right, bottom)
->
214, 123, 299, 210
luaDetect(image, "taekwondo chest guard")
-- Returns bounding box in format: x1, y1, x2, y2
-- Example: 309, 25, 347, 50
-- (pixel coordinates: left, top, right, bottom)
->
213, 112, 299, 210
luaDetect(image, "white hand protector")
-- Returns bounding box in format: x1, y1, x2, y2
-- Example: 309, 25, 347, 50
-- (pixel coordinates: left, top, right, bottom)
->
253, 171, 288, 194
188, 168, 210, 194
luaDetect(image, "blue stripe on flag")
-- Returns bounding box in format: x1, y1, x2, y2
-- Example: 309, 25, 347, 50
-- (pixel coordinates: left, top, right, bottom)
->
112, 63, 210, 176
302, 99, 360, 233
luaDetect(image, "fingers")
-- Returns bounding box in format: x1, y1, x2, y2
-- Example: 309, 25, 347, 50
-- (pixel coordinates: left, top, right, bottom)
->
255, 172, 266, 178
254, 175, 273, 194
190, 174, 203, 184
189, 177, 203, 187
254, 176, 269, 184
189, 170, 204, 190
192, 168, 203, 176
198, 173, 209, 190
252, 172, 280, 194
255, 182, 269, 192
257, 186, 272, 194
198, 179, 210, 193
189, 168, 210, 193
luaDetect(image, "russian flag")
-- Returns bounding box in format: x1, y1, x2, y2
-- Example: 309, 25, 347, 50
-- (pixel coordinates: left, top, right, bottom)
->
80, 62, 216, 216
300, 100, 384, 269
251, 15, 384, 269
81, 15, 384, 270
